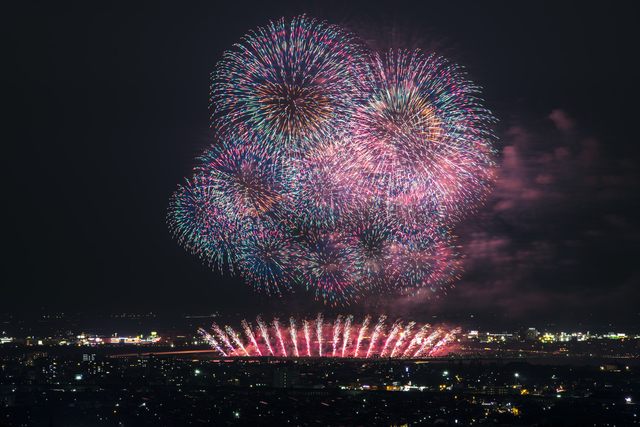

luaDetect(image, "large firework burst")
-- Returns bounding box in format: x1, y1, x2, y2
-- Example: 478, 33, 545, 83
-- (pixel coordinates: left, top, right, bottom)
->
168, 15, 496, 305
353, 50, 496, 224
211, 15, 365, 153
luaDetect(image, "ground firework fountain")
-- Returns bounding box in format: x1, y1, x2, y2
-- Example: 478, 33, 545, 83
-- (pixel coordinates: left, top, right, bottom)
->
199, 314, 459, 358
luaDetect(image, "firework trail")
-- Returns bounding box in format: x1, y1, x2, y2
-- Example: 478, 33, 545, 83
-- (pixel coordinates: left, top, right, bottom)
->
380, 319, 403, 357
341, 315, 354, 357
303, 319, 312, 357
402, 324, 430, 358
256, 316, 275, 356
272, 318, 288, 357
390, 321, 415, 358
331, 315, 344, 357
226, 325, 250, 356
354, 315, 371, 358
169, 15, 496, 305
198, 328, 228, 356
366, 315, 387, 358
289, 317, 300, 357
429, 328, 459, 355
315, 313, 324, 357
414, 329, 441, 357
242, 320, 262, 356
201, 315, 456, 358
211, 323, 237, 356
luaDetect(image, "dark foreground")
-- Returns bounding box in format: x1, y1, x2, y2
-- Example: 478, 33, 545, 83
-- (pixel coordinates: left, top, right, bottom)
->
1, 348, 638, 426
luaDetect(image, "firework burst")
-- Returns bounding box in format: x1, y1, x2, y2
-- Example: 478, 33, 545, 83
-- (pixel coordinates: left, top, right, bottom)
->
294, 231, 360, 305
169, 15, 496, 305
211, 15, 364, 152
235, 225, 295, 296
283, 134, 364, 229
353, 49, 496, 224
197, 137, 284, 223
167, 175, 235, 271
386, 231, 462, 294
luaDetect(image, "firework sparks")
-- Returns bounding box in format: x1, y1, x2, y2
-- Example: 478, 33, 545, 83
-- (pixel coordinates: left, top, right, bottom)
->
366, 315, 387, 358
390, 321, 415, 358
414, 330, 442, 357
315, 313, 324, 357
272, 318, 288, 357
211, 323, 237, 356
289, 317, 300, 357
256, 316, 275, 356
226, 325, 250, 356
341, 315, 354, 357
295, 231, 360, 305
354, 315, 371, 358
242, 320, 262, 356
167, 175, 236, 272
303, 319, 312, 357
197, 328, 228, 356
380, 319, 403, 357
211, 15, 364, 152
169, 15, 496, 305
402, 324, 430, 358
429, 328, 459, 355
204, 315, 455, 359
331, 315, 343, 357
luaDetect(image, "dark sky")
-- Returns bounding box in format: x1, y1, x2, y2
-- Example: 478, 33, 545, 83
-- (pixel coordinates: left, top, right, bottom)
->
6, 2, 638, 329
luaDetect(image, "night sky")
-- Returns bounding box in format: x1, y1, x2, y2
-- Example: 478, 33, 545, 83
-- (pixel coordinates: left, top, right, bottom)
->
6, 2, 638, 329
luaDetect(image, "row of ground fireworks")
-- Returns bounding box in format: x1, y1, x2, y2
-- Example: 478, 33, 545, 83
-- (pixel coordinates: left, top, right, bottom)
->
199, 314, 458, 358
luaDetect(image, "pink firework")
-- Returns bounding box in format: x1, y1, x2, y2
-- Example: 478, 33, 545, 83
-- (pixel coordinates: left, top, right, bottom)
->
303, 319, 312, 357
341, 315, 354, 357
289, 318, 300, 357
414, 329, 442, 357
197, 328, 228, 357
354, 315, 371, 358
272, 318, 288, 357
170, 18, 497, 305
380, 319, 403, 357
242, 320, 262, 357
256, 316, 275, 356
366, 315, 387, 358
226, 325, 250, 356
201, 315, 458, 359
429, 328, 459, 355
402, 324, 430, 358
332, 315, 344, 357
315, 313, 324, 357
390, 321, 415, 358
212, 322, 238, 356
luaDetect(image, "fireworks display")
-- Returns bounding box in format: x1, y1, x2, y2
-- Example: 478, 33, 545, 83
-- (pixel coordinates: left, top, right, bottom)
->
199, 314, 459, 358
168, 15, 496, 305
